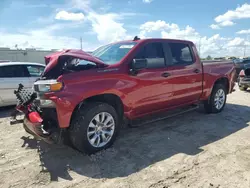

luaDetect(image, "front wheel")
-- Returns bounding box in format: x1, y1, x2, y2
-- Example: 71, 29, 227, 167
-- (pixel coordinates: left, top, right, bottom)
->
69, 102, 120, 154
204, 84, 227, 113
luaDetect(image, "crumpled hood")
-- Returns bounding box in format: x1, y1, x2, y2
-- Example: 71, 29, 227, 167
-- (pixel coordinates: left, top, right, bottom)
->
43, 49, 106, 74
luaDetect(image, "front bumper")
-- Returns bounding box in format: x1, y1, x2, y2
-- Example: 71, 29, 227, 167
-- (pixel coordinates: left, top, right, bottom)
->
23, 111, 64, 144
23, 117, 54, 144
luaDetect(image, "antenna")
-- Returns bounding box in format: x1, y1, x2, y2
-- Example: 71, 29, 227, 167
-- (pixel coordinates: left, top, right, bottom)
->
133, 36, 140, 41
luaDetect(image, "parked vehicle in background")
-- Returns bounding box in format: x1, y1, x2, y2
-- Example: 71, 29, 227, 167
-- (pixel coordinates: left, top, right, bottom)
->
0, 62, 45, 107
238, 68, 250, 91
0, 60, 10, 63
234, 59, 250, 78
15, 38, 236, 154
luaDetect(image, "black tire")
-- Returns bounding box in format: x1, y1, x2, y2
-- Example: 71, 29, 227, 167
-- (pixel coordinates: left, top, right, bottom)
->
69, 102, 120, 154
239, 86, 248, 91
204, 84, 227, 114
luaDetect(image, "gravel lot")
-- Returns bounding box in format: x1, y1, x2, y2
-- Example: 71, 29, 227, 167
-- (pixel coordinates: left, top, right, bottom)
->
0, 86, 250, 188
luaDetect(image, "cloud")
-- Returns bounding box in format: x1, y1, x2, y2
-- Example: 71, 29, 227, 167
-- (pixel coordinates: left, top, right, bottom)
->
210, 24, 220, 30
55, 10, 85, 21
227, 37, 249, 47
210, 21, 235, 30
143, 0, 153, 3
87, 13, 128, 43
138, 20, 250, 57
161, 25, 199, 41
215, 3, 250, 23
0, 24, 96, 51
71, 0, 91, 12
139, 20, 199, 40
139, 20, 179, 32
237, 29, 250, 34
71, 0, 131, 44
2, 1, 249, 57
220, 20, 235, 26
139, 20, 179, 38
210, 3, 250, 29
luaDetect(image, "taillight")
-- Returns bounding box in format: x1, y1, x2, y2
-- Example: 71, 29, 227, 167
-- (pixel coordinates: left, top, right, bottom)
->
239, 70, 245, 77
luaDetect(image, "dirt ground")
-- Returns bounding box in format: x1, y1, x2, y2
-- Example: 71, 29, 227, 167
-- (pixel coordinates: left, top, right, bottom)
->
0, 86, 250, 188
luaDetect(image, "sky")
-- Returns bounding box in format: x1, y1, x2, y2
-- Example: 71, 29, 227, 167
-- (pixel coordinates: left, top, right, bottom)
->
0, 0, 250, 57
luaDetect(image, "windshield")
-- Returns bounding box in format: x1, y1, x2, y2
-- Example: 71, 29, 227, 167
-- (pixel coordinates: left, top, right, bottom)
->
92, 42, 137, 65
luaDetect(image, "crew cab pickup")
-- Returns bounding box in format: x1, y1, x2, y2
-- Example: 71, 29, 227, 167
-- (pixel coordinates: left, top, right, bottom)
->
17, 38, 236, 154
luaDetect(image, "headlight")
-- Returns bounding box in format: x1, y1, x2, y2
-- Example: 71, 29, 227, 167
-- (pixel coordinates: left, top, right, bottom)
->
34, 80, 63, 93
38, 84, 51, 92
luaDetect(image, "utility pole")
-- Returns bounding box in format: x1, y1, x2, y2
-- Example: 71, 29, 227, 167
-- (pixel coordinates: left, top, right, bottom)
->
244, 35, 249, 58
80, 37, 82, 50
198, 37, 201, 56
244, 45, 246, 57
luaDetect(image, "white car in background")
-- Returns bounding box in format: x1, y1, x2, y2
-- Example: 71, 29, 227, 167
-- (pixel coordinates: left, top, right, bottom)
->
0, 62, 45, 107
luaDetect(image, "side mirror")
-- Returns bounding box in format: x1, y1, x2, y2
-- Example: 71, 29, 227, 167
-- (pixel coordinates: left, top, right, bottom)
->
131, 59, 147, 71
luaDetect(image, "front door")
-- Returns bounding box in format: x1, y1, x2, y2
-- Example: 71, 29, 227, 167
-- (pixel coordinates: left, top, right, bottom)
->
127, 42, 174, 118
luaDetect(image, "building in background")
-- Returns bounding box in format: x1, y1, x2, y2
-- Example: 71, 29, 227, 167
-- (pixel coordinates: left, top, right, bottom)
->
0, 47, 59, 64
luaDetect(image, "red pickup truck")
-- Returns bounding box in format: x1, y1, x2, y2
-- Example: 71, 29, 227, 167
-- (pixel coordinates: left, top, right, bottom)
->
16, 38, 236, 154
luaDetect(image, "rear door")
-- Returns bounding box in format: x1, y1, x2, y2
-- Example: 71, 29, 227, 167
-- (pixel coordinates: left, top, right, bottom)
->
128, 42, 175, 117
164, 42, 203, 106
0, 65, 30, 105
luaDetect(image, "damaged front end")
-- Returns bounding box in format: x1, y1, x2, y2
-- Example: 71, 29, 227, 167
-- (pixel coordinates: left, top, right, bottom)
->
12, 49, 108, 144
12, 84, 66, 144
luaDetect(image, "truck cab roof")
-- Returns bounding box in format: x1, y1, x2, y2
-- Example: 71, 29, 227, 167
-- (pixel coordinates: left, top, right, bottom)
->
112, 38, 195, 45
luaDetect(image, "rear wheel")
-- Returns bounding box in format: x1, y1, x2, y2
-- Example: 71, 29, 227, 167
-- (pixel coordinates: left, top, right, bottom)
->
69, 102, 120, 154
204, 84, 227, 114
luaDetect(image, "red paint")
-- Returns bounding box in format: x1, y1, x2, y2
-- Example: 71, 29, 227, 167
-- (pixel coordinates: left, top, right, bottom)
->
44, 50, 67, 65
28, 112, 43, 123
44, 49, 106, 74
43, 39, 236, 128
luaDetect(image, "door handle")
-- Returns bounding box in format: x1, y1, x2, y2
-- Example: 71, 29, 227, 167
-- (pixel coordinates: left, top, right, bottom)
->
193, 69, 200, 73
162, 72, 171, 77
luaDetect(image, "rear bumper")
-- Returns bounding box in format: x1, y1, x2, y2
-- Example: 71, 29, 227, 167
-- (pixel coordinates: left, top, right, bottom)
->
239, 78, 250, 87
239, 81, 250, 87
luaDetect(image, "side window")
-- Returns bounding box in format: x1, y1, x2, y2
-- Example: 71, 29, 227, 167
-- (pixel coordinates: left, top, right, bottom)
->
168, 43, 194, 65
26, 65, 45, 77
134, 42, 165, 68
0, 65, 29, 78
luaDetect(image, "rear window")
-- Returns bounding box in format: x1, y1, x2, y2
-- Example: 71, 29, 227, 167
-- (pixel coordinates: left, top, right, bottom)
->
26, 65, 45, 77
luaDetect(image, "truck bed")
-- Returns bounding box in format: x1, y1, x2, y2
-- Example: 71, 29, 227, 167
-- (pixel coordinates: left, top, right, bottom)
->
200, 60, 236, 100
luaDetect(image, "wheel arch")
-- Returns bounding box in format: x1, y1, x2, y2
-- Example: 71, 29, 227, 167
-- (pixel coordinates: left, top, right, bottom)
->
213, 77, 229, 94
69, 93, 124, 127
